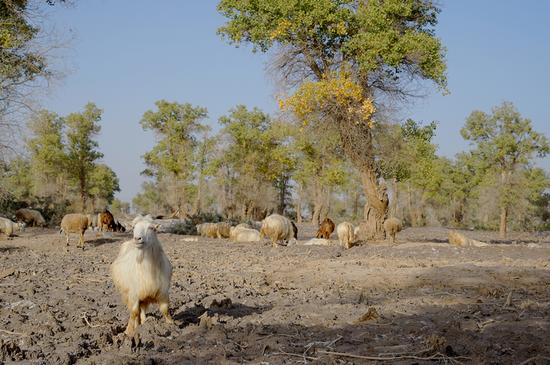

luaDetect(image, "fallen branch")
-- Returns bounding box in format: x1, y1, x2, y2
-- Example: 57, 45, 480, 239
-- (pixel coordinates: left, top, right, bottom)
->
518, 356, 550, 365
318, 350, 470, 363
270, 351, 318, 361
0, 329, 27, 336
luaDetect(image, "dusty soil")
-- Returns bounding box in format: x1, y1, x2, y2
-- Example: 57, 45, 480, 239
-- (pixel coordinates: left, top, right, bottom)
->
1, 225, 549, 364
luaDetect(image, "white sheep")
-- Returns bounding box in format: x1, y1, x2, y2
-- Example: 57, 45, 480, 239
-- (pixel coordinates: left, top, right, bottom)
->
260, 214, 295, 247
0, 217, 25, 238
229, 226, 261, 242
111, 220, 173, 337
303, 238, 333, 246
60, 213, 89, 249
337, 222, 355, 249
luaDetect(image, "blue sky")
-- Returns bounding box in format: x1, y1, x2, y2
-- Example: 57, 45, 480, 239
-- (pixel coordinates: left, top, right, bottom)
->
42, 1, 550, 202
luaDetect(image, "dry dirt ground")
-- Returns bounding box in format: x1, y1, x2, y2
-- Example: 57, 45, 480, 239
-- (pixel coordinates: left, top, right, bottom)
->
1, 225, 549, 364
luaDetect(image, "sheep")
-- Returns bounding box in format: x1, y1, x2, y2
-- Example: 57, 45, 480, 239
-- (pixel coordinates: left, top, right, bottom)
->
215, 222, 231, 238
86, 214, 99, 231
98, 209, 115, 232
303, 238, 333, 246
260, 214, 295, 247
114, 220, 126, 232
383, 217, 402, 244
111, 220, 173, 337
235, 223, 251, 229
15, 208, 46, 227
196, 223, 218, 238
60, 213, 89, 249
0, 217, 25, 238
316, 217, 335, 239
229, 226, 261, 242
337, 222, 355, 249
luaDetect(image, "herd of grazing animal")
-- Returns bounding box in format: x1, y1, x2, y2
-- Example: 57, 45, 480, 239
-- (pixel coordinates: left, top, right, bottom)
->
0, 205, 404, 337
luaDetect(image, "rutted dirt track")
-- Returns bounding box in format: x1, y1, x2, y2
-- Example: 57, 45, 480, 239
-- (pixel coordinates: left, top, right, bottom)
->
1, 226, 549, 364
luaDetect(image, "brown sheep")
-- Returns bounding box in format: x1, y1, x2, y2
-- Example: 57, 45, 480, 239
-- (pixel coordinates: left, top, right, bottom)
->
316, 218, 335, 239
60, 213, 89, 249
111, 220, 173, 337
98, 210, 115, 232
383, 217, 402, 244
15, 208, 46, 227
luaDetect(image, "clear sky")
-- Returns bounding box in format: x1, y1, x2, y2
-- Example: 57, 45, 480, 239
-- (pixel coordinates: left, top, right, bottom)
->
42, 1, 550, 202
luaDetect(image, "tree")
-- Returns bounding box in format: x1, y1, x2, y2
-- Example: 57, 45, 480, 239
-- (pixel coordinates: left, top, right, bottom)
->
461, 102, 550, 238
111, 198, 131, 216
65, 103, 104, 210
140, 100, 208, 217
212, 105, 295, 219
292, 122, 347, 224
192, 131, 217, 214
26, 110, 68, 199
218, 0, 447, 239
0, 0, 65, 153
88, 164, 120, 210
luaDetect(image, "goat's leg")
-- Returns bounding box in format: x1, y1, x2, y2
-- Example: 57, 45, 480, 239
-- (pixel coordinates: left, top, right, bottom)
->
158, 297, 174, 324
125, 301, 140, 337
140, 302, 148, 324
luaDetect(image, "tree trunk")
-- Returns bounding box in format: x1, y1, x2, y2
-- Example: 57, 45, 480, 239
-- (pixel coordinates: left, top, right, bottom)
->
499, 205, 508, 239
390, 177, 398, 217
311, 182, 325, 225
353, 191, 359, 220
79, 168, 86, 212
193, 175, 203, 215
407, 182, 415, 226
357, 168, 388, 240
296, 184, 303, 224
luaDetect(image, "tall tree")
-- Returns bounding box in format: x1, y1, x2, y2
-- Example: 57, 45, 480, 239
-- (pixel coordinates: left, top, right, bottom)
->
65, 103, 104, 210
192, 131, 217, 214
218, 0, 447, 239
140, 100, 208, 217
215, 105, 294, 219
26, 110, 68, 198
88, 163, 120, 211
461, 102, 550, 238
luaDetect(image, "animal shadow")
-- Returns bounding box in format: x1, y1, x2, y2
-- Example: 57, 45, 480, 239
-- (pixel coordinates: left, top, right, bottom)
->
88, 237, 120, 247
174, 301, 271, 328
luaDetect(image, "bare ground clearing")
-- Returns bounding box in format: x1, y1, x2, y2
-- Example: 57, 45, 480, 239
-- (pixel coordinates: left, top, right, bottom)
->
0, 226, 549, 364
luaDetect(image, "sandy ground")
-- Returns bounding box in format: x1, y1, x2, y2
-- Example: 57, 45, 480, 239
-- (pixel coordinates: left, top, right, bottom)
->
0, 225, 549, 364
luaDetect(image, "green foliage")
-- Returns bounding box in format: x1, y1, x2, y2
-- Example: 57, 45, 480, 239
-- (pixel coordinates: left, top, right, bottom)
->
218, 0, 446, 89
64, 103, 104, 208
88, 164, 120, 207
214, 105, 296, 217
139, 100, 208, 214
0, 0, 48, 91
110, 198, 130, 215
461, 102, 549, 234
